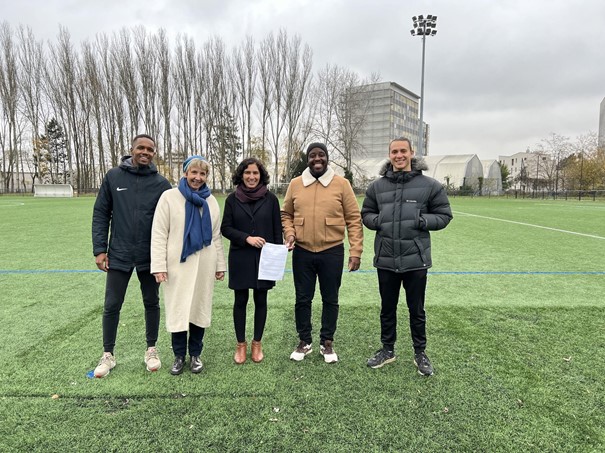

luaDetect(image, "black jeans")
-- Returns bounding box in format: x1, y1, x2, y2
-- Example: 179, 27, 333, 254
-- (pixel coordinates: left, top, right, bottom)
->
102, 268, 160, 354
292, 244, 344, 345
172, 323, 205, 357
377, 268, 428, 354
233, 289, 268, 343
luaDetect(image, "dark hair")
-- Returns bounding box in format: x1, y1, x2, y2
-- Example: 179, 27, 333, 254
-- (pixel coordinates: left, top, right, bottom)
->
232, 158, 270, 186
389, 136, 414, 153
131, 134, 156, 148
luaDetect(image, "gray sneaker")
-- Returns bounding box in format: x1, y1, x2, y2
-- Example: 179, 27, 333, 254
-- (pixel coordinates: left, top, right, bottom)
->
414, 351, 434, 376
367, 348, 396, 369
94, 352, 116, 378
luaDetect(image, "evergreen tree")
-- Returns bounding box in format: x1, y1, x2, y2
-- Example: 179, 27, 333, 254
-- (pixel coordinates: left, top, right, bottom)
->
39, 118, 67, 183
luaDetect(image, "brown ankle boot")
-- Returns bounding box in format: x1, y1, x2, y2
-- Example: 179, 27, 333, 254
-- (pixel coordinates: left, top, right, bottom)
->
251, 340, 264, 363
234, 342, 247, 364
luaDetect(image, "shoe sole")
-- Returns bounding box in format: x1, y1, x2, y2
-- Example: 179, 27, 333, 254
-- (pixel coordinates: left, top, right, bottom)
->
170, 369, 183, 376
413, 360, 434, 376
368, 357, 396, 369
94, 370, 111, 378
290, 349, 312, 361
94, 364, 116, 378
320, 350, 338, 364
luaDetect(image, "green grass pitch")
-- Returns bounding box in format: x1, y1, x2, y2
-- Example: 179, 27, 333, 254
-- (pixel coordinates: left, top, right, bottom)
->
0, 195, 603, 451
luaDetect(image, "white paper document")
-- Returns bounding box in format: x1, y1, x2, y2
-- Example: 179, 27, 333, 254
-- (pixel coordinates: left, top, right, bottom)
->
258, 243, 288, 281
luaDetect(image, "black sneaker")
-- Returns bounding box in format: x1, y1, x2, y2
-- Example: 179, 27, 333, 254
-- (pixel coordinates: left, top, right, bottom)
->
367, 348, 396, 369
414, 351, 434, 376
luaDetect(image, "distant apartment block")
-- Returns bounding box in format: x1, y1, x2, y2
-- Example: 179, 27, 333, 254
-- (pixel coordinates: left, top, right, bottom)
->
352, 82, 427, 160
499, 151, 553, 190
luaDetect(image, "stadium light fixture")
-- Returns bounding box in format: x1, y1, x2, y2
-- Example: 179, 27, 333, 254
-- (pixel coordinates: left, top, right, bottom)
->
410, 14, 438, 156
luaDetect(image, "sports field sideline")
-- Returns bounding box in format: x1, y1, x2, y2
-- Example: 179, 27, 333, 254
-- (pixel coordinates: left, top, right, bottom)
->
0, 196, 603, 451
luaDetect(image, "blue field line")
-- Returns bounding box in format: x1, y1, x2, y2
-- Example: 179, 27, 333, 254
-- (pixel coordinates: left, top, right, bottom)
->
1, 269, 603, 276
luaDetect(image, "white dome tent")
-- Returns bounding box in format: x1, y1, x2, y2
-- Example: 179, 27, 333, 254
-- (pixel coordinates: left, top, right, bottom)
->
481, 159, 503, 195
423, 154, 484, 193
354, 153, 503, 195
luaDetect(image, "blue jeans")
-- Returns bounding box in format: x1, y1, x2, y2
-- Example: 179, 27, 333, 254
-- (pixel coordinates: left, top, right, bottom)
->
292, 244, 344, 345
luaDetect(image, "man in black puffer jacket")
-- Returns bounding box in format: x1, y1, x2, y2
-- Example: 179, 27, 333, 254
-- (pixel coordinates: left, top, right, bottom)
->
91, 134, 172, 378
362, 137, 452, 376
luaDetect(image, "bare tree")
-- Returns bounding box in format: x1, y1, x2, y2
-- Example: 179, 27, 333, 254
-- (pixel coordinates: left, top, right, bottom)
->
133, 27, 160, 139
534, 132, 571, 192
154, 29, 173, 173
202, 37, 235, 192
232, 36, 257, 157
173, 34, 197, 163
16, 25, 46, 189
256, 35, 274, 170
46, 26, 85, 188
265, 31, 288, 182
0, 22, 22, 192
115, 29, 140, 138
282, 36, 313, 178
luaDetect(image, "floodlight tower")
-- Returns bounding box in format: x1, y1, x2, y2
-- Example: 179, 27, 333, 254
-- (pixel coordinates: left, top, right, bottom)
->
411, 14, 437, 156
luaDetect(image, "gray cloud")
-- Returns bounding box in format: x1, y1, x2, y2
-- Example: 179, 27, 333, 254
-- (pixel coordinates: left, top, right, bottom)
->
2, 0, 603, 159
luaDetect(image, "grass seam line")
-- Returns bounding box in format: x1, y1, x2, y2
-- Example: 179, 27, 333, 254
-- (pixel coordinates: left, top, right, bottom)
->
453, 210, 605, 240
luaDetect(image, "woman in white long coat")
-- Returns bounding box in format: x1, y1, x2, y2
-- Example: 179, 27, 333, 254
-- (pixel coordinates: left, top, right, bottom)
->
151, 156, 226, 375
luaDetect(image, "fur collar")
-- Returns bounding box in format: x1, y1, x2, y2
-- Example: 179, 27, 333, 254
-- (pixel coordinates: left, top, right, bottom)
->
301, 165, 335, 187
378, 157, 427, 176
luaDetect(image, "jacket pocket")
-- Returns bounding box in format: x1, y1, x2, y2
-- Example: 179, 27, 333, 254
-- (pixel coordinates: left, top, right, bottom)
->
294, 217, 304, 242
325, 217, 345, 243
413, 237, 428, 265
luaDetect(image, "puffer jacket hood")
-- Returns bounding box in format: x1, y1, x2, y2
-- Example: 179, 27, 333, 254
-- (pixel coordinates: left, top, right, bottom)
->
119, 155, 160, 175
378, 157, 428, 177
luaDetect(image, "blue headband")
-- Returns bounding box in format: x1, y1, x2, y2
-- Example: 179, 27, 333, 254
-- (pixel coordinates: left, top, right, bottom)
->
183, 155, 206, 172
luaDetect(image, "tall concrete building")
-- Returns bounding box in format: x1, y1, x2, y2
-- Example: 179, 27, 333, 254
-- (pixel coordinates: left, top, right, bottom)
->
353, 82, 426, 160
599, 97, 605, 148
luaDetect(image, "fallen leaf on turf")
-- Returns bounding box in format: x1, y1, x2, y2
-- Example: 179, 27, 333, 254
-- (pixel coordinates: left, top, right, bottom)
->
273, 407, 280, 413
563, 356, 572, 362
269, 418, 279, 422
189, 425, 194, 429
443, 407, 449, 413
51, 394, 60, 399
517, 399, 524, 407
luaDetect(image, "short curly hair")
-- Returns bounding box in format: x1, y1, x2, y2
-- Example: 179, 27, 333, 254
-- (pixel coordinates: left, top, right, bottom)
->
232, 158, 270, 186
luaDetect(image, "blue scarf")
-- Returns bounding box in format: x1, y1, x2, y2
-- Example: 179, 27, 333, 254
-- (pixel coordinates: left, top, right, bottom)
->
178, 177, 212, 262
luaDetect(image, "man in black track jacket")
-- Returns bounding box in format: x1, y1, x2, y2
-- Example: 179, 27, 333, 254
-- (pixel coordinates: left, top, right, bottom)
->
91, 134, 171, 378
362, 137, 452, 376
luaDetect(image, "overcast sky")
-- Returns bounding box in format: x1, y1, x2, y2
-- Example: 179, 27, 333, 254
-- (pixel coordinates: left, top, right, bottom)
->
3, 0, 604, 160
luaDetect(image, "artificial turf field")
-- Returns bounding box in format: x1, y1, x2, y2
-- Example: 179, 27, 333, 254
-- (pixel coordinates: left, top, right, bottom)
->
0, 195, 603, 452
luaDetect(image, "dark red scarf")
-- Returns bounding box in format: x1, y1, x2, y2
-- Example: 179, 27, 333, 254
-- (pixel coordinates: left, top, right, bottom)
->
235, 183, 268, 203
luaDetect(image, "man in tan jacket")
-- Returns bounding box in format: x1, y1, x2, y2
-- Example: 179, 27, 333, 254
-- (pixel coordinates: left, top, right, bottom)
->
282, 142, 363, 363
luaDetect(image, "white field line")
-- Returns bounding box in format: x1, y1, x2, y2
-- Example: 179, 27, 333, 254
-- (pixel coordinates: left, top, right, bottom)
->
453, 211, 605, 240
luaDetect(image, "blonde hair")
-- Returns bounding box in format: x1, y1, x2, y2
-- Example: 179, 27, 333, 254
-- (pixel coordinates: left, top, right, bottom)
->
184, 158, 209, 174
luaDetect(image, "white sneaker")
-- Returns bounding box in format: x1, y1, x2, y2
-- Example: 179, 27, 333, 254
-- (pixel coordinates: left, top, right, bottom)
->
94, 352, 116, 378
290, 341, 312, 361
320, 340, 338, 364
145, 347, 161, 372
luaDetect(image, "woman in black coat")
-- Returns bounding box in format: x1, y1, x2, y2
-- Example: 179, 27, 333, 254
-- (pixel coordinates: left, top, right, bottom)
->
220, 158, 283, 364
